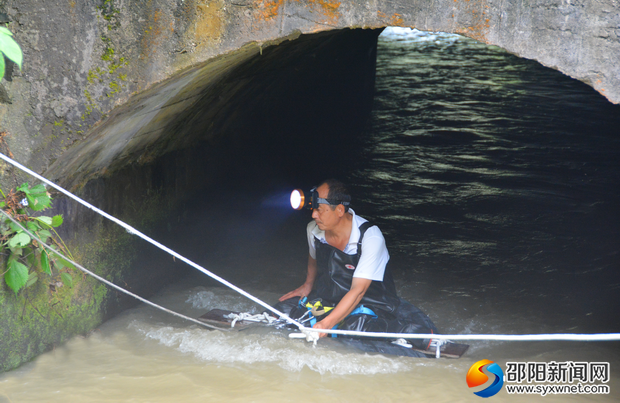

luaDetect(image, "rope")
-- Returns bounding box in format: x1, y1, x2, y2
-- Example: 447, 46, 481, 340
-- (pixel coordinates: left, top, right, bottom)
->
0, 209, 227, 331
225, 312, 278, 327
0, 152, 303, 330
291, 329, 620, 341
2, 152, 620, 343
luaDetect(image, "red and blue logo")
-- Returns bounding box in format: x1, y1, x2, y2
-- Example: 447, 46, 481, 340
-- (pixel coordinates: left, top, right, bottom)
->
466, 359, 504, 398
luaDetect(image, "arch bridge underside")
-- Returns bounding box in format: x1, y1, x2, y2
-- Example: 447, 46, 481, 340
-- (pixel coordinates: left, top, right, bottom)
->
27, 0, 618, 188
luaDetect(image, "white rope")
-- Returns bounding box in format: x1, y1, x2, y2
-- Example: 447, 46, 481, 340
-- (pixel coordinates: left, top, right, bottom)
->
0, 209, 227, 331
2, 152, 620, 343
290, 329, 620, 341
225, 312, 278, 327
0, 152, 303, 330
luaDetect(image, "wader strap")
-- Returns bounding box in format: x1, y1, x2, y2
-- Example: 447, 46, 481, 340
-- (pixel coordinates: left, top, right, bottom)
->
356, 222, 373, 259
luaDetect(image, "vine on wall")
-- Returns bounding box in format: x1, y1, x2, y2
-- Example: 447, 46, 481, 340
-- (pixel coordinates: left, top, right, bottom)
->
0, 182, 75, 295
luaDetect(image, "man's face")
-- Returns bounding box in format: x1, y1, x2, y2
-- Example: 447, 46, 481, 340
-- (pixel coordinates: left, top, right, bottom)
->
311, 184, 339, 231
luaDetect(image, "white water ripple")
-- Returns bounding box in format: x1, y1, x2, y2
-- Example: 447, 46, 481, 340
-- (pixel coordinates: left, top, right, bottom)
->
130, 321, 413, 375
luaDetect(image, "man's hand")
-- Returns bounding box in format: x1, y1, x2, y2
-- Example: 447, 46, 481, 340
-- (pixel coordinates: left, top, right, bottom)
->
279, 282, 312, 302
312, 318, 334, 338
279, 254, 317, 302
311, 277, 372, 338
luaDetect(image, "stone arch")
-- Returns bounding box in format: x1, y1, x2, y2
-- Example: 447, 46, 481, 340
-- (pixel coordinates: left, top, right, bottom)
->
0, 0, 617, 186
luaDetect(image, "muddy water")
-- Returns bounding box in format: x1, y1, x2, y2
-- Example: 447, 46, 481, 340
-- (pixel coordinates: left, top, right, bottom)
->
1, 275, 618, 402
2, 28, 620, 402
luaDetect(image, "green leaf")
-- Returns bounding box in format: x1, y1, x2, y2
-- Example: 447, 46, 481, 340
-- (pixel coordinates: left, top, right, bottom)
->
0, 55, 4, 82
41, 251, 51, 275
0, 201, 6, 208
25, 194, 36, 208
51, 215, 63, 227
5, 259, 28, 294
21, 185, 51, 211
30, 184, 47, 194
16, 183, 30, 193
34, 216, 52, 227
25, 247, 36, 267
60, 272, 73, 288
26, 271, 38, 288
54, 256, 75, 271
8, 232, 30, 248
9, 246, 22, 256
8, 221, 21, 233
0, 33, 23, 69
26, 194, 51, 211
26, 221, 39, 232
38, 229, 51, 243
0, 27, 13, 36
54, 255, 66, 270
62, 258, 75, 270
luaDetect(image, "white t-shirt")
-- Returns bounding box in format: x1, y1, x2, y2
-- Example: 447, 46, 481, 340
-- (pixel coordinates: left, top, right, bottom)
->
307, 209, 390, 282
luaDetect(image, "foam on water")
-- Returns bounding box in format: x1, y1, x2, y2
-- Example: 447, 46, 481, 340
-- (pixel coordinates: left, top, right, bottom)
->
124, 285, 419, 376
129, 320, 413, 375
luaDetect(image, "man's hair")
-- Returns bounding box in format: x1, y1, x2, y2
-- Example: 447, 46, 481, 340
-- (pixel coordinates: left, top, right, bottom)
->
318, 178, 351, 212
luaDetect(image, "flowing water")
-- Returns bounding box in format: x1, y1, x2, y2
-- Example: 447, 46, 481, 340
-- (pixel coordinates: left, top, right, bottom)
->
2, 28, 620, 402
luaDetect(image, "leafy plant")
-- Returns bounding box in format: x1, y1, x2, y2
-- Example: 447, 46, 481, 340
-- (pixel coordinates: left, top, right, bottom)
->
1, 183, 75, 294
0, 25, 23, 81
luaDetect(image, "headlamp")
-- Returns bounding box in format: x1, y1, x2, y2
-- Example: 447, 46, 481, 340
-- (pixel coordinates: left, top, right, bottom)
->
290, 188, 307, 210
290, 187, 317, 210
290, 187, 350, 210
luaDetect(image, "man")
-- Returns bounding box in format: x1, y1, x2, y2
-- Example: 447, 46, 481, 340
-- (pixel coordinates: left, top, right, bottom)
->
277, 179, 437, 348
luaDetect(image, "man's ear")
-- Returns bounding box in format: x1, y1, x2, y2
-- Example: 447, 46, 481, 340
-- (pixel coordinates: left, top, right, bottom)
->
336, 204, 345, 217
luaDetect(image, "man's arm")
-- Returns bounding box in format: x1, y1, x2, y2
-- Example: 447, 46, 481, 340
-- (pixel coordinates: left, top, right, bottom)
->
278, 254, 317, 301
312, 277, 372, 338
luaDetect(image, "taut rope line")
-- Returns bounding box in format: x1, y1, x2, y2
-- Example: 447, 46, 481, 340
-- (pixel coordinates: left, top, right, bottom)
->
2, 152, 620, 342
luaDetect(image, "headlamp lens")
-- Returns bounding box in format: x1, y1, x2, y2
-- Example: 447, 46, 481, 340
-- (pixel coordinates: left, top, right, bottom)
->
290, 186, 350, 211
290, 189, 304, 210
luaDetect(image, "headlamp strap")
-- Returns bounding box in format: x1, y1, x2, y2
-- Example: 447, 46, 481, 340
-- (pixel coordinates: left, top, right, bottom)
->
316, 197, 350, 206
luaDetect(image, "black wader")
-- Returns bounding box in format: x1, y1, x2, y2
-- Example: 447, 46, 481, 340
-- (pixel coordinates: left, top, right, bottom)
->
275, 221, 439, 354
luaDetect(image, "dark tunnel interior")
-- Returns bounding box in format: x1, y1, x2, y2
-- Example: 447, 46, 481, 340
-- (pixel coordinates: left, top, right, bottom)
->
70, 28, 386, 304
97, 28, 384, 214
